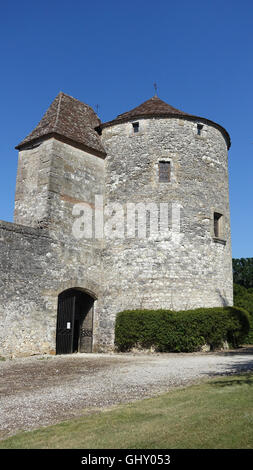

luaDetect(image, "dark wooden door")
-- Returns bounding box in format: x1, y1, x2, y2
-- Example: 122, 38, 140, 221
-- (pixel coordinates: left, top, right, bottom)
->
56, 292, 76, 354
56, 289, 94, 354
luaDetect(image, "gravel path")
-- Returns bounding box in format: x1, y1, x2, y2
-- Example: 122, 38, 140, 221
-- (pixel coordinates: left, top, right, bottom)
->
1, 348, 253, 439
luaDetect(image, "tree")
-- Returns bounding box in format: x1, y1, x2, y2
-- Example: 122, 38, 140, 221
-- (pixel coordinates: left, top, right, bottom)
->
232, 258, 253, 289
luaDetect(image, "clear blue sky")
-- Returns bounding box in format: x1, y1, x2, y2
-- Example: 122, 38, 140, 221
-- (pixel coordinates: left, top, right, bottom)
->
0, 0, 252, 258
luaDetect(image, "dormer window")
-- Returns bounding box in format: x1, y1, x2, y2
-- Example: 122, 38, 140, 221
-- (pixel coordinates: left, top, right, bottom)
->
132, 122, 139, 133
197, 123, 203, 135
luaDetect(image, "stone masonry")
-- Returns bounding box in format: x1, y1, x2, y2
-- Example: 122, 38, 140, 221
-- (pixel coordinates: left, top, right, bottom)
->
0, 93, 233, 357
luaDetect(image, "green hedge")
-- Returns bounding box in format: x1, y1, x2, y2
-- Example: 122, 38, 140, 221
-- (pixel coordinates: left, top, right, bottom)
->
233, 283, 253, 343
115, 306, 250, 352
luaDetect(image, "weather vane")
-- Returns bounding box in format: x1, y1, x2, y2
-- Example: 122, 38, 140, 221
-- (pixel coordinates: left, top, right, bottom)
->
153, 82, 158, 96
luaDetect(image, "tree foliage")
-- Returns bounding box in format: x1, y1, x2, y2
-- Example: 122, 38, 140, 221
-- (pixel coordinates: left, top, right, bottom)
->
232, 258, 253, 343
233, 258, 253, 289
233, 283, 253, 343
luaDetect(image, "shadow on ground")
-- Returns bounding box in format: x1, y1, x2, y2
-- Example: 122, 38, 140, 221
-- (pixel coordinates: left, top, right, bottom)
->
206, 346, 253, 384
215, 346, 253, 356
210, 373, 253, 387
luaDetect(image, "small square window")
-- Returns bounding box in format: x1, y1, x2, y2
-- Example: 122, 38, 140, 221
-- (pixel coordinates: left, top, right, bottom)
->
132, 122, 139, 133
214, 212, 222, 238
159, 161, 171, 182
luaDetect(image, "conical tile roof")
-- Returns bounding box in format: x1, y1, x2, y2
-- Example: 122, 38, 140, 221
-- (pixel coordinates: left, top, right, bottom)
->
101, 95, 230, 148
116, 95, 189, 121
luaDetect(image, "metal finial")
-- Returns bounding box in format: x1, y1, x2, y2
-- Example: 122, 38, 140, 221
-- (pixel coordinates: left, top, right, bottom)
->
95, 104, 100, 114
154, 82, 158, 96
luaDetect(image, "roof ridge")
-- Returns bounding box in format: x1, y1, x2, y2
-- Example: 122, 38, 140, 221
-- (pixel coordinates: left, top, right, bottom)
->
56, 91, 99, 118
53, 92, 63, 132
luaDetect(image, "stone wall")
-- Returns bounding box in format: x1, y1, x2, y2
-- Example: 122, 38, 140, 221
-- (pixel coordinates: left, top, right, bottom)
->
0, 221, 54, 356
0, 115, 233, 356
99, 116, 233, 347
0, 218, 106, 357
15, 138, 105, 234
1, 138, 106, 357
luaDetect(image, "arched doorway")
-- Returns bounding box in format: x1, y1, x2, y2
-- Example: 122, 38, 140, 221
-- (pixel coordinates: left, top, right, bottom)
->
56, 288, 95, 354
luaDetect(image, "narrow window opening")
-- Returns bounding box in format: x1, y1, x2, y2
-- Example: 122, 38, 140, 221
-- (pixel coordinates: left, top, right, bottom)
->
197, 123, 203, 135
95, 126, 102, 136
159, 161, 171, 183
214, 212, 222, 238
132, 122, 139, 133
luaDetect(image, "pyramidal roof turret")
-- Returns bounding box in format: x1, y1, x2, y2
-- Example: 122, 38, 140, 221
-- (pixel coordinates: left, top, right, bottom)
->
16, 92, 106, 156
101, 95, 230, 148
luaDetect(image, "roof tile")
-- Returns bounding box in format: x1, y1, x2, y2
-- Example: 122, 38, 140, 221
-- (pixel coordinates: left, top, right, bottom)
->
101, 95, 231, 148
16, 92, 106, 156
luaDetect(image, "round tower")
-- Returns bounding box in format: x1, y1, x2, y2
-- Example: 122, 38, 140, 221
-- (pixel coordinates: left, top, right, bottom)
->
99, 96, 233, 348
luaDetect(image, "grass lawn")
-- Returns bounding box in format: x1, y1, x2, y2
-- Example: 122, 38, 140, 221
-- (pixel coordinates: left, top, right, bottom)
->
1, 373, 253, 449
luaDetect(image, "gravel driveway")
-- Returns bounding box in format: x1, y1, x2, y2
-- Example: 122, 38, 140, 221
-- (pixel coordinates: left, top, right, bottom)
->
1, 348, 253, 439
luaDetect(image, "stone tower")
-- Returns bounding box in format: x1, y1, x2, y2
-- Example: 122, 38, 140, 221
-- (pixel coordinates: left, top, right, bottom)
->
0, 93, 233, 357
100, 96, 233, 329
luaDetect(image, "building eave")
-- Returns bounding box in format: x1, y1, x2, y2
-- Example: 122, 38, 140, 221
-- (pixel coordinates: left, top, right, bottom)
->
15, 133, 107, 159
100, 113, 231, 149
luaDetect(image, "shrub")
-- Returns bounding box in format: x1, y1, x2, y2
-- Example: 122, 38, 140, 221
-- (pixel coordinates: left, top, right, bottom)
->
115, 306, 250, 352
233, 283, 253, 343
